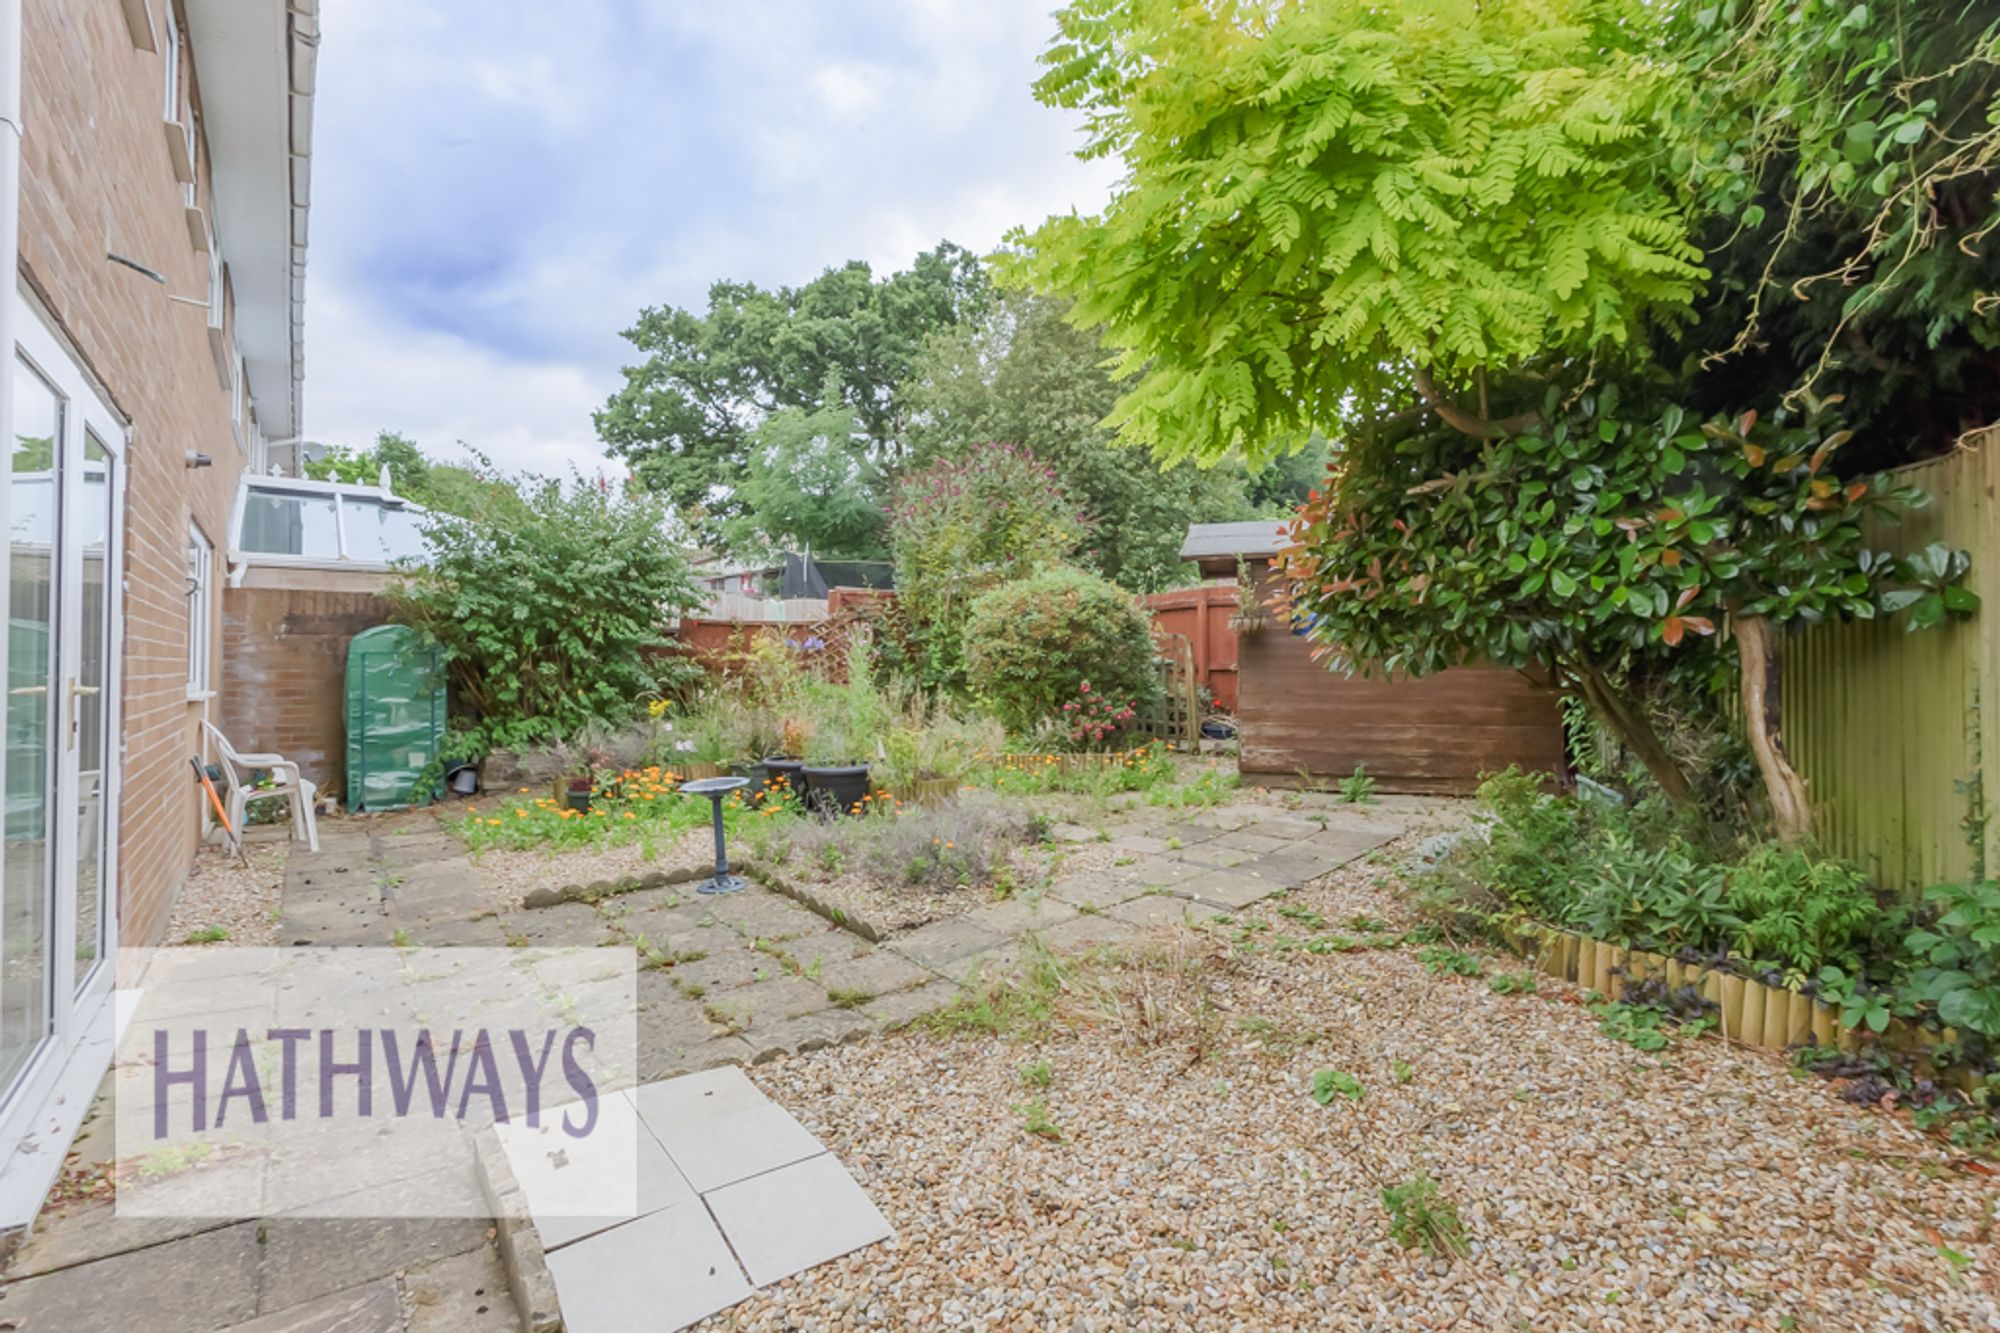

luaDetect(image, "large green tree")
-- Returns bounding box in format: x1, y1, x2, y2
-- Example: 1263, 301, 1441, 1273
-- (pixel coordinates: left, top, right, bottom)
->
596, 241, 990, 540
903, 291, 1254, 590
1009, 0, 1997, 834
724, 382, 888, 559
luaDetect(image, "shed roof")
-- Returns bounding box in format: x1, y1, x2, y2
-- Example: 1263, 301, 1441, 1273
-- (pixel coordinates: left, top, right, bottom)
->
1179, 520, 1290, 570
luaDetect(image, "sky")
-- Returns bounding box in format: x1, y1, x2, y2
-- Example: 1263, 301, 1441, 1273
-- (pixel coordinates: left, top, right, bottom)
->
305, 1, 1122, 478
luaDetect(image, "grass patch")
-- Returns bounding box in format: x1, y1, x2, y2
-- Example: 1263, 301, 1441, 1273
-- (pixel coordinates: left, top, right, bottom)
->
1381, 1172, 1468, 1259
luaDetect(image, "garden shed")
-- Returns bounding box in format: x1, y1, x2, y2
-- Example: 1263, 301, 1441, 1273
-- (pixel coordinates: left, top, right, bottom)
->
1182, 522, 1567, 794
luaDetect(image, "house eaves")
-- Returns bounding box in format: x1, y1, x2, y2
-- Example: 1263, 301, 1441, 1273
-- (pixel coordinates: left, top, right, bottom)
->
184, 0, 317, 443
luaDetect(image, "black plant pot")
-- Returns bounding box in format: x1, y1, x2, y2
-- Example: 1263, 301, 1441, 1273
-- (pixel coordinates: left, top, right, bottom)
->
761, 756, 805, 797
801, 764, 871, 817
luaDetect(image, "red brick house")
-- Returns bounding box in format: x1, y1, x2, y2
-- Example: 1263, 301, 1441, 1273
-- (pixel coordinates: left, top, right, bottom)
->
0, 0, 316, 1222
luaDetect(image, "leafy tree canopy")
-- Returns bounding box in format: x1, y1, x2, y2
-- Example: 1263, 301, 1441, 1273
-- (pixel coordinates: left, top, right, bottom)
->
306, 432, 527, 522
888, 443, 1089, 690
596, 241, 990, 540
724, 380, 888, 559
903, 291, 1256, 590
1005, 0, 1705, 464
1659, 0, 2000, 459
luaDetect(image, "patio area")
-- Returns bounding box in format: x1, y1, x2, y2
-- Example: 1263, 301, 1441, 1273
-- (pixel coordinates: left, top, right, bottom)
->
0, 792, 1412, 1332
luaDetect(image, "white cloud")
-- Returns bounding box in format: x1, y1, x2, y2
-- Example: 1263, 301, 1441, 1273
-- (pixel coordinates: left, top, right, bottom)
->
304, 1, 1120, 476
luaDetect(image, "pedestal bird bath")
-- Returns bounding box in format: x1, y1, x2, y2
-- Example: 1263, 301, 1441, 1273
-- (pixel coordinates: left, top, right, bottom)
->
680, 775, 752, 894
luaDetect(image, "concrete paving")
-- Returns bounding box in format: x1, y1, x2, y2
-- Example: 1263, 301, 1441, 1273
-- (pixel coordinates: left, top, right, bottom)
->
1, 797, 1400, 1331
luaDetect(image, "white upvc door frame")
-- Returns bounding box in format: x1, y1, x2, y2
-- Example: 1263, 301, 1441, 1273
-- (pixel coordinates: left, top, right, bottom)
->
0, 290, 128, 1164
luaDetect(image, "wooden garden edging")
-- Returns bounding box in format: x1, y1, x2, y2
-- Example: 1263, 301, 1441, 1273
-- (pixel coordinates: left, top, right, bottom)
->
1524, 927, 1972, 1086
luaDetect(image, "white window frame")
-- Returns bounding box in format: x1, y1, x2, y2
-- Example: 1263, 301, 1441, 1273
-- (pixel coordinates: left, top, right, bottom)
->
162, 3, 180, 122
229, 475, 428, 573
186, 521, 213, 697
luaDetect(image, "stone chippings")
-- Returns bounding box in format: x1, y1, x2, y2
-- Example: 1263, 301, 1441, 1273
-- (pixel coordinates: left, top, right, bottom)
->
693, 830, 2000, 1331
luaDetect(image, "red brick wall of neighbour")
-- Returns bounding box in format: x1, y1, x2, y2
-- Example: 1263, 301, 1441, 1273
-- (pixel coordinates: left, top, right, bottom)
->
19, 0, 249, 947
221, 572, 394, 802
1236, 567, 1568, 793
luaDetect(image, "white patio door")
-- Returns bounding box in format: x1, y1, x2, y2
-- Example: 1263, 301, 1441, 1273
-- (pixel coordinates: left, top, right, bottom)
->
0, 299, 124, 1134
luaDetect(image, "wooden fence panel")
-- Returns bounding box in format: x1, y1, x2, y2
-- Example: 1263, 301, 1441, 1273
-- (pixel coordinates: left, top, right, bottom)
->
1781, 440, 1998, 893
1142, 583, 1239, 712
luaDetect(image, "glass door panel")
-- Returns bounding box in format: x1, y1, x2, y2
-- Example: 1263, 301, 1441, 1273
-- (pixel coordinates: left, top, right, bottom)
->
2, 359, 60, 1091
73, 433, 109, 982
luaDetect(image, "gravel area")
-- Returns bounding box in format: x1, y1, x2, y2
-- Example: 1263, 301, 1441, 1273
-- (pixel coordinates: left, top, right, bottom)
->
161, 835, 286, 947
713, 826, 2000, 1330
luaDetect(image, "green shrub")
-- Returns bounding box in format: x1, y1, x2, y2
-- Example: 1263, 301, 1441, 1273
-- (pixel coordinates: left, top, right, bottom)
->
963, 567, 1160, 740
1725, 844, 1879, 976
888, 444, 1088, 689
1903, 881, 2000, 1040
387, 474, 704, 749
1427, 769, 1884, 977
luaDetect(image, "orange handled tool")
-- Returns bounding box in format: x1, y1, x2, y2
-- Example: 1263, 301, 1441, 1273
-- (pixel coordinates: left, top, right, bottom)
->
190, 757, 239, 854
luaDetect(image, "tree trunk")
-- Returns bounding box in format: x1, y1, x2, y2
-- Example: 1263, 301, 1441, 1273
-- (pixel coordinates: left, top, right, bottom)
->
1733, 613, 1813, 844
1570, 658, 1699, 809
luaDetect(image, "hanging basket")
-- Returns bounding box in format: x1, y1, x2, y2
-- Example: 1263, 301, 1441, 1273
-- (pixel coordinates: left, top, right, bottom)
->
1228, 612, 1268, 638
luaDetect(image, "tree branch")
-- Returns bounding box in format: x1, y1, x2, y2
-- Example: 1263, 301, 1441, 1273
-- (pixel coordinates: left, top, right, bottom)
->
1410, 367, 1543, 439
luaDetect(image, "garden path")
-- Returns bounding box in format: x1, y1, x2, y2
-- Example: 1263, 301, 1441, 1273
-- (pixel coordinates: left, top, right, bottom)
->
0, 797, 1405, 1332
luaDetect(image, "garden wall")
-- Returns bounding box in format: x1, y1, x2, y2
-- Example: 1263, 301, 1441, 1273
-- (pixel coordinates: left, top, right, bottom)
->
1236, 566, 1566, 793
1782, 437, 1999, 893
1142, 583, 1239, 713
220, 567, 394, 801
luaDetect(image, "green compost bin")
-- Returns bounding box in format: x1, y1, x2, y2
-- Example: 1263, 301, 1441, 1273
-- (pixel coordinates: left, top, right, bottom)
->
344, 625, 445, 812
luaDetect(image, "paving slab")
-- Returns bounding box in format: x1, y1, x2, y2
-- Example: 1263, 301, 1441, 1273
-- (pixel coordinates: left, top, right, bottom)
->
699, 887, 827, 941
631, 1069, 823, 1193
704, 975, 833, 1035
542, 1203, 750, 1333
257, 1214, 490, 1313
961, 894, 1080, 937
1037, 913, 1142, 953
0, 1218, 265, 1332
493, 1092, 692, 1250
862, 978, 962, 1031
218, 1279, 402, 1333
745, 1007, 874, 1058
703, 1151, 891, 1287
660, 940, 774, 994
495, 903, 619, 948
1169, 842, 1257, 870
402, 1244, 518, 1333
1210, 829, 1292, 855
1107, 892, 1208, 929
886, 917, 1006, 971
1172, 871, 1290, 912
814, 948, 935, 1003
1043, 869, 1151, 908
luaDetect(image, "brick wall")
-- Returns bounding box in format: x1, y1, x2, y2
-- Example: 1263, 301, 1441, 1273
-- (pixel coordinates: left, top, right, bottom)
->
221, 569, 393, 802
18, 0, 256, 947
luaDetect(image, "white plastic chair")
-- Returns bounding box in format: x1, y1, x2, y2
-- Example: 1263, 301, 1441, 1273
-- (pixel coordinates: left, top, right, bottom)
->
201, 721, 321, 853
